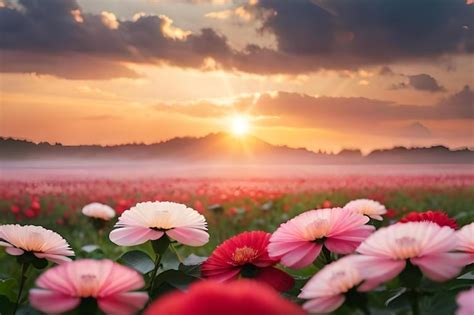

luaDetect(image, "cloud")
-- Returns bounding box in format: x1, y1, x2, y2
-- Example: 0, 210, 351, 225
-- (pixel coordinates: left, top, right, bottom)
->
152, 85, 473, 137
0, 0, 473, 78
251, 0, 473, 67
391, 73, 445, 92
399, 122, 432, 138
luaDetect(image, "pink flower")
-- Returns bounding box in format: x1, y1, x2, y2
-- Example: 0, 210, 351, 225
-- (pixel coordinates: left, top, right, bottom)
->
299, 256, 364, 313
82, 202, 115, 221
110, 201, 209, 247
457, 222, 474, 264
29, 259, 148, 314
344, 199, 387, 221
356, 222, 470, 291
456, 287, 474, 315
0, 224, 74, 264
268, 208, 374, 268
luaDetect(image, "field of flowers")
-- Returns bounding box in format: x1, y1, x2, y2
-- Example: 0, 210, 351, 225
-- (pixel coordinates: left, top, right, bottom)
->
0, 174, 473, 314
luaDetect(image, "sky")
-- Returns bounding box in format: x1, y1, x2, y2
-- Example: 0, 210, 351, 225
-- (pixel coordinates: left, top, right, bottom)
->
0, 0, 473, 153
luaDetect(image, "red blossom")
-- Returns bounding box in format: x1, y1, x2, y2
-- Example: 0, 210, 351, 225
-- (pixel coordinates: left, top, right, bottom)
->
201, 231, 294, 292
399, 210, 458, 229
144, 280, 305, 315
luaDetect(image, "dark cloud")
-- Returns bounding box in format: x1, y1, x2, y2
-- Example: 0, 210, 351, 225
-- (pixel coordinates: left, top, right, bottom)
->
250, 0, 473, 70
407, 74, 445, 92
0, 0, 235, 78
0, 0, 473, 78
390, 73, 445, 92
379, 66, 396, 76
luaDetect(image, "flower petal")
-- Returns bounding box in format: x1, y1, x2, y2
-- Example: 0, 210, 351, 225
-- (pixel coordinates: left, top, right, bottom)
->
255, 267, 294, 292
411, 253, 471, 281
166, 227, 209, 246
302, 295, 345, 314
5, 247, 24, 256
109, 226, 163, 246
280, 243, 322, 268
98, 292, 149, 315
29, 289, 80, 313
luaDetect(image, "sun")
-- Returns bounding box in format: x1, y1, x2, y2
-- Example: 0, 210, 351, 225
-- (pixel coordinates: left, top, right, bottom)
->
230, 115, 250, 136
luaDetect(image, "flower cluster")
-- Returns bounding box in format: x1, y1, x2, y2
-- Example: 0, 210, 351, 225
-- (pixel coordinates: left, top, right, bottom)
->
0, 197, 472, 315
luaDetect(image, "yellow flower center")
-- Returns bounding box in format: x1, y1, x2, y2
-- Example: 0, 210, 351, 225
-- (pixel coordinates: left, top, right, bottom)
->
232, 246, 259, 265
303, 219, 331, 241
394, 236, 420, 259
78, 274, 99, 297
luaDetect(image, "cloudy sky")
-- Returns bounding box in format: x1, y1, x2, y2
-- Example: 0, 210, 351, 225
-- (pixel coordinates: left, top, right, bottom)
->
0, 0, 473, 153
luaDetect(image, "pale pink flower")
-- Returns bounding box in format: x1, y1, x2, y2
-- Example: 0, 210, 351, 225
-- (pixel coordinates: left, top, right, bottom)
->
344, 199, 387, 221
268, 208, 374, 268
110, 201, 209, 247
457, 222, 474, 264
0, 224, 74, 264
356, 222, 470, 291
30, 259, 148, 314
299, 256, 364, 313
456, 287, 474, 315
82, 202, 116, 221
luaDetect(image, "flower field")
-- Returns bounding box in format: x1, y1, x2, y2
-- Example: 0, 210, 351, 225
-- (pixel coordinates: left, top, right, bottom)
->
0, 174, 473, 314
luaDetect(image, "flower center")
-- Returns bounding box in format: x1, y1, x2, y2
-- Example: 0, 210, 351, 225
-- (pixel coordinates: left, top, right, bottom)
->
151, 211, 174, 230
78, 274, 99, 297
394, 236, 420, 259
303, 219, 331, 241
329, 268, 361, 293
232, 246, 259, 265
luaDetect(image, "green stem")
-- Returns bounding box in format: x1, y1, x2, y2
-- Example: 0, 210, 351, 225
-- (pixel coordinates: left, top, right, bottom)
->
409, 290, 420, 315
170, 244, 183, 262
13, 263, 29, 315
148, 253, 162, 294
322, 246, 332, 264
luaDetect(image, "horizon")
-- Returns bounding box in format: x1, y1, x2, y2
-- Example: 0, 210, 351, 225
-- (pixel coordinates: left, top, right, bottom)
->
0, 0, 473, 153
2, 132, 473, 156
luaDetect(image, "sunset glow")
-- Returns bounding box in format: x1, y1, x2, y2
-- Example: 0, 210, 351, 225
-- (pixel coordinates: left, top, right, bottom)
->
230, 116, 250, 137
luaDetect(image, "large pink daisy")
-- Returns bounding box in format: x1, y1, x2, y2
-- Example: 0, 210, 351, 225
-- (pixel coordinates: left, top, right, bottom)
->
457, 222, 474, 264
109, 201, 209, 247
268, 208, 374, 268
344, 199, 387, 221
29, 259, 148, 314
356, 222, 470, 291
299, 255, 364, 313
0, 224, 74, 264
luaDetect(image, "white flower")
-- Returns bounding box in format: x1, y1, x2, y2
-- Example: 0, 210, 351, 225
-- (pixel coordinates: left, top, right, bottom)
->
109, 201, 209, 247
0, 224, 74, 264
82, 202, 115, 221
344, 199, 387, 221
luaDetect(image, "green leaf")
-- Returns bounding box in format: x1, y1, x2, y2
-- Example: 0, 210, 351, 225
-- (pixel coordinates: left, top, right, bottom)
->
0, 295, 15, 315
457, 271, 474, 280
0, 278, 16, 302
183, 254, 207, 266
385, 287, 408, 308
160, 250, 180, 272
81, 245, 100, 253
154, 270, 198, 290
119, 250, 155, 274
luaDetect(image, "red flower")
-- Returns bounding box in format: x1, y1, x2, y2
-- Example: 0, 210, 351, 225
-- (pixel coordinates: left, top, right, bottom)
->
144, 280, 305, 315
201, 231, 294, 292
400, 210, 458, 229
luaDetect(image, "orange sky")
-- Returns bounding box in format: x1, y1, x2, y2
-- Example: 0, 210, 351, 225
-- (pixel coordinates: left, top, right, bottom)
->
0, 0, 473, 153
